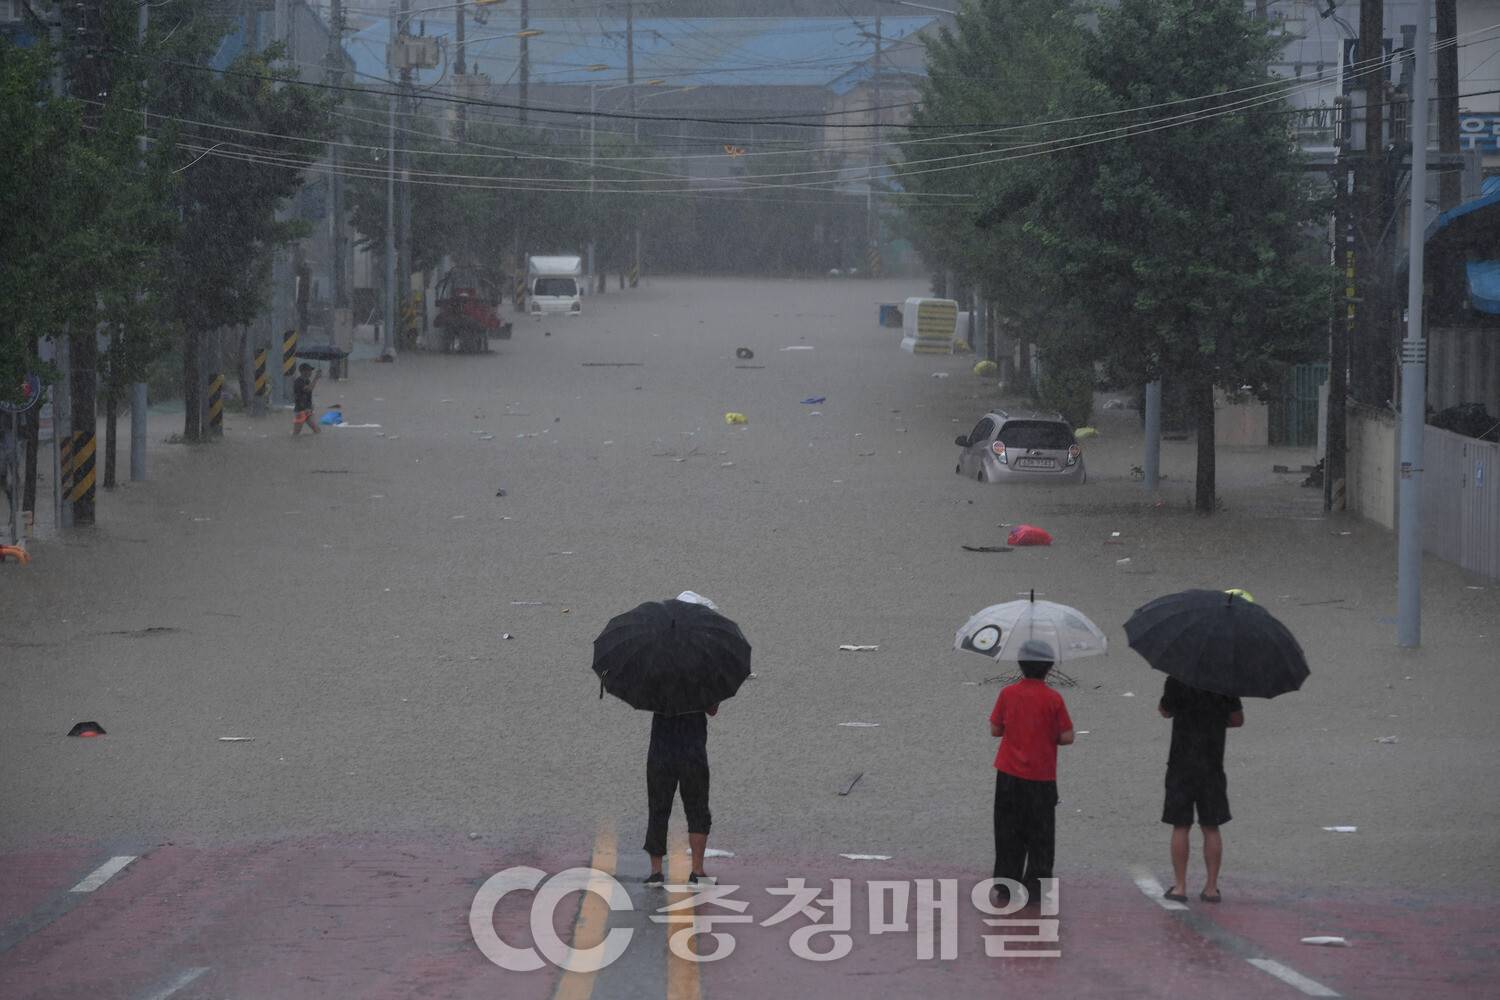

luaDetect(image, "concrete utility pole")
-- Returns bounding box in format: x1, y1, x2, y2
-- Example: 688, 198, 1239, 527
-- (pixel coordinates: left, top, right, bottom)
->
132, 0, 149, 479
398, 0, 414, 351
1351, 0, 1388, 406
1396, 1, 1431, 648
1435, 0, 1460, 211
455, 0, 466, 140
69, 0, 104, 525
1325, 95, 1353, 513
1143, 380, 1162, 491
869, 9, 882, 276
519, 0, 530, 123
328, 0, 350, 343
384, 1, 398, 358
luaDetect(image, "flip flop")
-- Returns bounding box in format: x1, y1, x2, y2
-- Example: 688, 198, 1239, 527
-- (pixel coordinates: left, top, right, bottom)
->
1199, 891, 1222, 903
1163, 890, 1189, 903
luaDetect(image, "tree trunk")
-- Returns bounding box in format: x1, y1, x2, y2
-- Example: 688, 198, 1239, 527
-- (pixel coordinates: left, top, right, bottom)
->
1194, 374, 1217, 514
183, 332, 203, 442
103, 384, 118, 489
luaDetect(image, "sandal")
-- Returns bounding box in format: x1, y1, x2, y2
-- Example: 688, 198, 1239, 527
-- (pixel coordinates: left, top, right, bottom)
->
1199, 890, 1222, 903
1163, 889, 1189, 903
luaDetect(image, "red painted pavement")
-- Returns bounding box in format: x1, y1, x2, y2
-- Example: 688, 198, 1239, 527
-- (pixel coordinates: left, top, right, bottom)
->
2, 838, 1498, 999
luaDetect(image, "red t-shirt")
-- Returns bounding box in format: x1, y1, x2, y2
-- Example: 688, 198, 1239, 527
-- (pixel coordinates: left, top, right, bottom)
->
990, 679, 1073, 781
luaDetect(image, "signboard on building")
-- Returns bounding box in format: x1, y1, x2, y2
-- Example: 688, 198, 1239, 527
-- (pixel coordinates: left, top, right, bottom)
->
1458, 114, 1500, 153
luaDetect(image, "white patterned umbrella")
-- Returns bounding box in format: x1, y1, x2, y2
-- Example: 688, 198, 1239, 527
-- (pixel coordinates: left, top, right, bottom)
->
954, 593, 1108, 664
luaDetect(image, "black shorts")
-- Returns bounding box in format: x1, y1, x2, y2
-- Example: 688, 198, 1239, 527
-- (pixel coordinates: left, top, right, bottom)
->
1162, 769, 1231, 827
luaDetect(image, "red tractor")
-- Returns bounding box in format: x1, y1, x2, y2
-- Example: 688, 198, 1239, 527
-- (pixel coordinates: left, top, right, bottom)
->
433, 265, 513, 353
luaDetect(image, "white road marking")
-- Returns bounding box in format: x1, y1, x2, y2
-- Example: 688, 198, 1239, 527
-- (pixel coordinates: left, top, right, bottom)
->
1247, 958, 1342, 997
138, 967, 209, 1000
1129, 865, 1187, 911
69, 855, 136, 893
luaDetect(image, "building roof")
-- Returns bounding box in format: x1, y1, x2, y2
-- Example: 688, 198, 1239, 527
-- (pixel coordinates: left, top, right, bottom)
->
344, 15, 936, 91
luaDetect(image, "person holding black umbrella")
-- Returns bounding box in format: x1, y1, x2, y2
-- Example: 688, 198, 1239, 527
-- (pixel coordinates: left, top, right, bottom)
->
1125, 589, 1310, 904
592, 591, 752, 888
644, 699, 717, 886
1157, 678, 1243, 903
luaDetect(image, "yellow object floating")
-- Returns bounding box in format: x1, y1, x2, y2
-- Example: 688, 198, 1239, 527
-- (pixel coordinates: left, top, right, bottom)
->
1074, 426, 1099, 439
1225, 588, 1256, 603
973, 360, 998, 377
724, 412, 747, 425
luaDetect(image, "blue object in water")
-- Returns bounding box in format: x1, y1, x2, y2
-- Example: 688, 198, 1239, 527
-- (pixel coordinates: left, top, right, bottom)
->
319, 410, 344, 426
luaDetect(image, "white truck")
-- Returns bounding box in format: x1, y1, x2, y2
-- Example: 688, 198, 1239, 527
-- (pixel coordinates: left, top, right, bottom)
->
526, 255, 583, 317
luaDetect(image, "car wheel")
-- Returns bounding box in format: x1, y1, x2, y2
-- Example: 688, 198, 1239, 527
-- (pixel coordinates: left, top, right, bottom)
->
955, 462, 962, 475
977, 469, 986, 483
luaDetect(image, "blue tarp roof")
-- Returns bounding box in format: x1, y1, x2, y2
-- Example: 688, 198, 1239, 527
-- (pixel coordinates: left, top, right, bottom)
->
345, 16, 934, 91
1426, 177, 1500, 316
1466, 260, 1500, 315
1425, 176, 1500, 240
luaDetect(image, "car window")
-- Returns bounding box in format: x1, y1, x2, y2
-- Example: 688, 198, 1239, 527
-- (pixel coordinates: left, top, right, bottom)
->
967, 418, 995, 445
998, 420, 1075, 449
534, 277, 577, 297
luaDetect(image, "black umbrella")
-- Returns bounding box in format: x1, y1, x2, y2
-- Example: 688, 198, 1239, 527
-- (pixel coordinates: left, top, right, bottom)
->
592, 599, 752, 715
1123, 590, 1309, 698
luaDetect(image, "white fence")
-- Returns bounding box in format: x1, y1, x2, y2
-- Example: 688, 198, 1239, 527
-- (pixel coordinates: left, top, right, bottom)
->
1422, 425, 1500, 580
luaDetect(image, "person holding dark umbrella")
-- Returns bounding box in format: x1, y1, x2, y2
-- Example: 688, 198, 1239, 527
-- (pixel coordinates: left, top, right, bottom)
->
1125, 589, 1309, 904
592, 591, 751, 887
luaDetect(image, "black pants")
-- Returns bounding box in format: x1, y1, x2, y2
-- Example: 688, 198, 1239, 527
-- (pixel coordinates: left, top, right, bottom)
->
643, 757, 711, 858
992, 771, 1058, 899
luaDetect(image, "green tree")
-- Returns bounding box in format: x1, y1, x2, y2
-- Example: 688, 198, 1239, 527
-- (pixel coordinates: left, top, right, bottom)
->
1031, 0, 1328, 511
895, 0, 1095, 401
137, 11, 334, 441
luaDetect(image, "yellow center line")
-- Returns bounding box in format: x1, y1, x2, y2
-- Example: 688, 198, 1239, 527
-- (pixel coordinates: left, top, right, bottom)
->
666, 829, 701, 1000
552, 821, 618, 1000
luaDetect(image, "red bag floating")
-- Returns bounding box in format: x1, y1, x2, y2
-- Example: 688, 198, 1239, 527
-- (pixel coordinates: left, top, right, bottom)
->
1007, 524, 1053, 546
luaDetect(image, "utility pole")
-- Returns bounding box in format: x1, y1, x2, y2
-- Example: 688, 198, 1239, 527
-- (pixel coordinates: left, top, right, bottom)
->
1351, 0, 1388, 406
869, 9, 882, 277
626, 0, 635, 127
455, 0, 466, 140
1326, 96, 1353, 513
1435, 0, 1460, 211
519, 0, 530, 123
69, 0, 105, 525
384, 1, 398, 359
628, 0, 641, 288
132, 0, 149, 479
328, 0, 350, 370
47, 12, 70, 529
1396, 1, 1431, 648
398, 0, 414, 351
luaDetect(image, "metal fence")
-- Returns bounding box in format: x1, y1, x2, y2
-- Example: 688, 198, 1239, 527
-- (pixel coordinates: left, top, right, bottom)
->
1269, 363, 1328, 447
1422, 426, 1500, 581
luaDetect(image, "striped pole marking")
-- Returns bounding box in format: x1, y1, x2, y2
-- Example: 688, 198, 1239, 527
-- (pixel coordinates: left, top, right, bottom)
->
67, 431, 96, 522
281, 329, 298, 378
867, 244, 882, 278
253, 348, 268, 399
207, 373, 225, 436
514, 277, 527, 309
628, 263, 639, 289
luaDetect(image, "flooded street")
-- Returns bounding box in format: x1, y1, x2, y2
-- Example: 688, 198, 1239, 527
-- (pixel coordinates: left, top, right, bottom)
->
3, 278, 1498, 998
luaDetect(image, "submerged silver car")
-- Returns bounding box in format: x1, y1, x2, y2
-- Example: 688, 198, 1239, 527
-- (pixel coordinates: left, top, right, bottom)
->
954, 411, 1087, 484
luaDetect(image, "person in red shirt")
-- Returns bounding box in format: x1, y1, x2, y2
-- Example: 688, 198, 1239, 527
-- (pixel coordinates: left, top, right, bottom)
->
988, 639, 1075, 906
